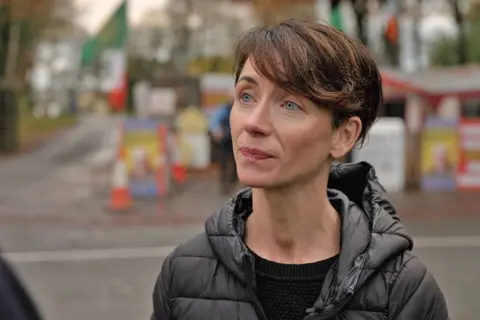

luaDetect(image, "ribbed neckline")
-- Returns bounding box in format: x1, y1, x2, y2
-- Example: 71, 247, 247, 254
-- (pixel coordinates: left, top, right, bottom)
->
250, 250, 338, 280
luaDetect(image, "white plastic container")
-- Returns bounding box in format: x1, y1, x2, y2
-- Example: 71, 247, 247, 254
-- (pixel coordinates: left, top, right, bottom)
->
353, 117, 406, 192
182, 133, 211, 169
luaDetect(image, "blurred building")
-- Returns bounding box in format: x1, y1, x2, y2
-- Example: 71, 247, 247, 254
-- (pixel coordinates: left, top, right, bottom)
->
130, 0, 256, 62
28, 26, 88, 117
129, 9, 170, 61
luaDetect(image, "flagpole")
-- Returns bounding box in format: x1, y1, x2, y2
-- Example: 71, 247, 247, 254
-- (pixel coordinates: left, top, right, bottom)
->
123, 0, 129, 114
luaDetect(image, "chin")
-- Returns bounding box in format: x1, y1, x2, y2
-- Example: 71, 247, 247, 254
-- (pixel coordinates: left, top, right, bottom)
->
237, 170, 279, 189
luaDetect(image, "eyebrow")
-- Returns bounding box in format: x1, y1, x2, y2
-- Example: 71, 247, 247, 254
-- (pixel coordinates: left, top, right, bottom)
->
237, 75, 258, 85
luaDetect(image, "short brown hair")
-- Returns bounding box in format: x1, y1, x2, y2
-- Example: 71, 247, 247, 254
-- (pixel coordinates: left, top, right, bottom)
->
233, 19, 383, 143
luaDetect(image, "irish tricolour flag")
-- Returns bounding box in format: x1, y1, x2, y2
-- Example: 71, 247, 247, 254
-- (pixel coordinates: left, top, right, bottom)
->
81, 0, 128, 112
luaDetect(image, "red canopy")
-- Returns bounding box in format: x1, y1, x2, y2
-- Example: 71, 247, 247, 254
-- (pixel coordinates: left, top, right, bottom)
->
381, 67, 480, 104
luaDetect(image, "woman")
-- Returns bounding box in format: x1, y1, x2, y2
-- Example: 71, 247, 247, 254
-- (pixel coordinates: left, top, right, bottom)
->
151, 19, 448, 320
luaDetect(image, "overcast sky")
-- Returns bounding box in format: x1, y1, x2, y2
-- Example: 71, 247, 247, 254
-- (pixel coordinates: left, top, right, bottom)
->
75, 0, 167, 33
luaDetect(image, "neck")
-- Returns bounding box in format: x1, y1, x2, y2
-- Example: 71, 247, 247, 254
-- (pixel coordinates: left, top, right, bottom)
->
246, 172, 341, 264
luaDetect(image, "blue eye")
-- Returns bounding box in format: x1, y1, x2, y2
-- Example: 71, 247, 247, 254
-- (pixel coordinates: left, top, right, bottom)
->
284, 101, 299, 111
240, 93, 253, 103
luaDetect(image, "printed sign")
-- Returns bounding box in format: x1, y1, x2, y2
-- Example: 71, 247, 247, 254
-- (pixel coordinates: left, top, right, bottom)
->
123, 118, 169, 197
457, 119, 480, 190
420, 117, 459, 191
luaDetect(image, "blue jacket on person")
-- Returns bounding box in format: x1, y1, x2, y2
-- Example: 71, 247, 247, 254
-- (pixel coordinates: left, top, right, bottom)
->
209, 102, 233, 146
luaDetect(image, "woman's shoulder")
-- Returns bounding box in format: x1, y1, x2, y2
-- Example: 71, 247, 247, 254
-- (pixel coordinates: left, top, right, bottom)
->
152, 232, 223, 310
380, 250, 445, 304
379, 250, 427, 283
163, 232, 216, 267
382, 250, 448, 318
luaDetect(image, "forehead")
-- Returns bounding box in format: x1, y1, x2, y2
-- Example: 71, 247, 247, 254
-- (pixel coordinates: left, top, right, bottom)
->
241, 54, 285, 74
236, 61, 279, 95
238, 58, 256, 77
237, 58, 283, 88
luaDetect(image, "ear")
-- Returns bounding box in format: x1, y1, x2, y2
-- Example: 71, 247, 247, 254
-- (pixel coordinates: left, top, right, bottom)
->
330, 116, 363, 159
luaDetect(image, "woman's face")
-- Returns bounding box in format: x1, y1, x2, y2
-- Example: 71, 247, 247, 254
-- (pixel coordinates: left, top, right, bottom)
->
231, 58, 360, 189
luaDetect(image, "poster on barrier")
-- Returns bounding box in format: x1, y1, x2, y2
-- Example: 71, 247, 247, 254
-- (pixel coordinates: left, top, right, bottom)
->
457, 119, 480, 190
123, 118, 169, 197
420, 117, 459, 191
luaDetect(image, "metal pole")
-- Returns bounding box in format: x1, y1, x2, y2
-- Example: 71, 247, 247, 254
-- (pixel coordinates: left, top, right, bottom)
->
412, 0, 423, 70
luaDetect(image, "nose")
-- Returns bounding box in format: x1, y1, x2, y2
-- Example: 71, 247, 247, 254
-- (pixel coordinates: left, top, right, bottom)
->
244, 100, 273, 136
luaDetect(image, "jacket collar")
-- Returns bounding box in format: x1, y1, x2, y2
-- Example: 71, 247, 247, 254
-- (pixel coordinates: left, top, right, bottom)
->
205, 162, 412, 315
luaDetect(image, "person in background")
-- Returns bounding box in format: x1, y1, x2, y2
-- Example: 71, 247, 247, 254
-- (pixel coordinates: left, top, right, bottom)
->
209, 94, 237, 194
0, 254, 43, 320
151, 19, 448, 320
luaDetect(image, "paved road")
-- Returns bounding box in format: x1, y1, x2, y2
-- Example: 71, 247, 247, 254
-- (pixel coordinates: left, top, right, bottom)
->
0, 115, 120, 218
1, 224, 479, 320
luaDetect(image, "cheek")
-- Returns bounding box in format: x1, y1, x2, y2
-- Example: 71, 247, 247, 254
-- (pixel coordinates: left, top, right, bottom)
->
230, 104, 243, 138
283, 123, 333, 162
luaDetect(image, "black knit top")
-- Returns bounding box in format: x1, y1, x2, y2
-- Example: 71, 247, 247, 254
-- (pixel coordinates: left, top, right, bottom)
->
251, 250, 337, 320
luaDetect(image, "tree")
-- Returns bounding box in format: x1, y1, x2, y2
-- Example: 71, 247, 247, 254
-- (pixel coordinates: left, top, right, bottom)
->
161, 0, 246, 75
350, 0, 368, 45
252, 0, 317, 24
163, 0, 195, 74
449, 0, 467, 64
0, 0, 76, 87
429, 1, 480, 66
467, 2, 480, 63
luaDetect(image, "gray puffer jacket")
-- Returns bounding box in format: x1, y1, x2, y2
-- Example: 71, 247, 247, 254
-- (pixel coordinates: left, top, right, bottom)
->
151, 162, 449, 320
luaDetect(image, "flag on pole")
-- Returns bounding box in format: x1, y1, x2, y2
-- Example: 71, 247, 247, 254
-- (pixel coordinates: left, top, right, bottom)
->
385, 15, 399, 45
81, 0, 128, 112
330, 0, 344, 31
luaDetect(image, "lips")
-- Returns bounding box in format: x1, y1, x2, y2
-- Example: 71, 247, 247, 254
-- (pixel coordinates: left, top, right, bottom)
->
239, 147, 274, 160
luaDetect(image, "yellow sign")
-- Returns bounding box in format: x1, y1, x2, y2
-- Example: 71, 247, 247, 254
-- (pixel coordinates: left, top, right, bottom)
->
421, 129, 458, 176
122, 119, 169, 197
175, 106, 209, 134
174, 107, 210, 168
420, 118, 459, 190
124, 130, 160, 179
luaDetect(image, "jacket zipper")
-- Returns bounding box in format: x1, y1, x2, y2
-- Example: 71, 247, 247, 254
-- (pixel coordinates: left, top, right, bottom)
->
303, 260, 340, 320
244, 254, 268, 320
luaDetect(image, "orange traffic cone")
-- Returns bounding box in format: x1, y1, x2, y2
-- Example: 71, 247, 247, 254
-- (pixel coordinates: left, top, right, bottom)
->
172, 161, 187, 184
109, 147, 131, 211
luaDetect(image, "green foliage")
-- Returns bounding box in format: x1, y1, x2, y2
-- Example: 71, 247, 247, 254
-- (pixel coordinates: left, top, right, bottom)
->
187, 56, 234, 75
0, 0, 76, 83
127, 56, 170, 81
17, 94, 77, 148
467, 18, 480, 63
429, 6, 480, 67
429, 36, 461, 67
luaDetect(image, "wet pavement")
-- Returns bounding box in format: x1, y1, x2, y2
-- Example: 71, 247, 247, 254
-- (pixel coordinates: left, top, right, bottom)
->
0, 116, 479, 320
1, 222, 479, 320
389, 191, 480, 221
1, 166, 479, 228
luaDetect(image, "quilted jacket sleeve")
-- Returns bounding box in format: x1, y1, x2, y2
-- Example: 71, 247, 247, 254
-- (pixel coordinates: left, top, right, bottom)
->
151, 255, 173, 320
388, 254, 449, 320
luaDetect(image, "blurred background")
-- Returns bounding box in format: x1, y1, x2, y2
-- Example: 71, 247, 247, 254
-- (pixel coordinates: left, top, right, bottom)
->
0, 0, 479, 319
